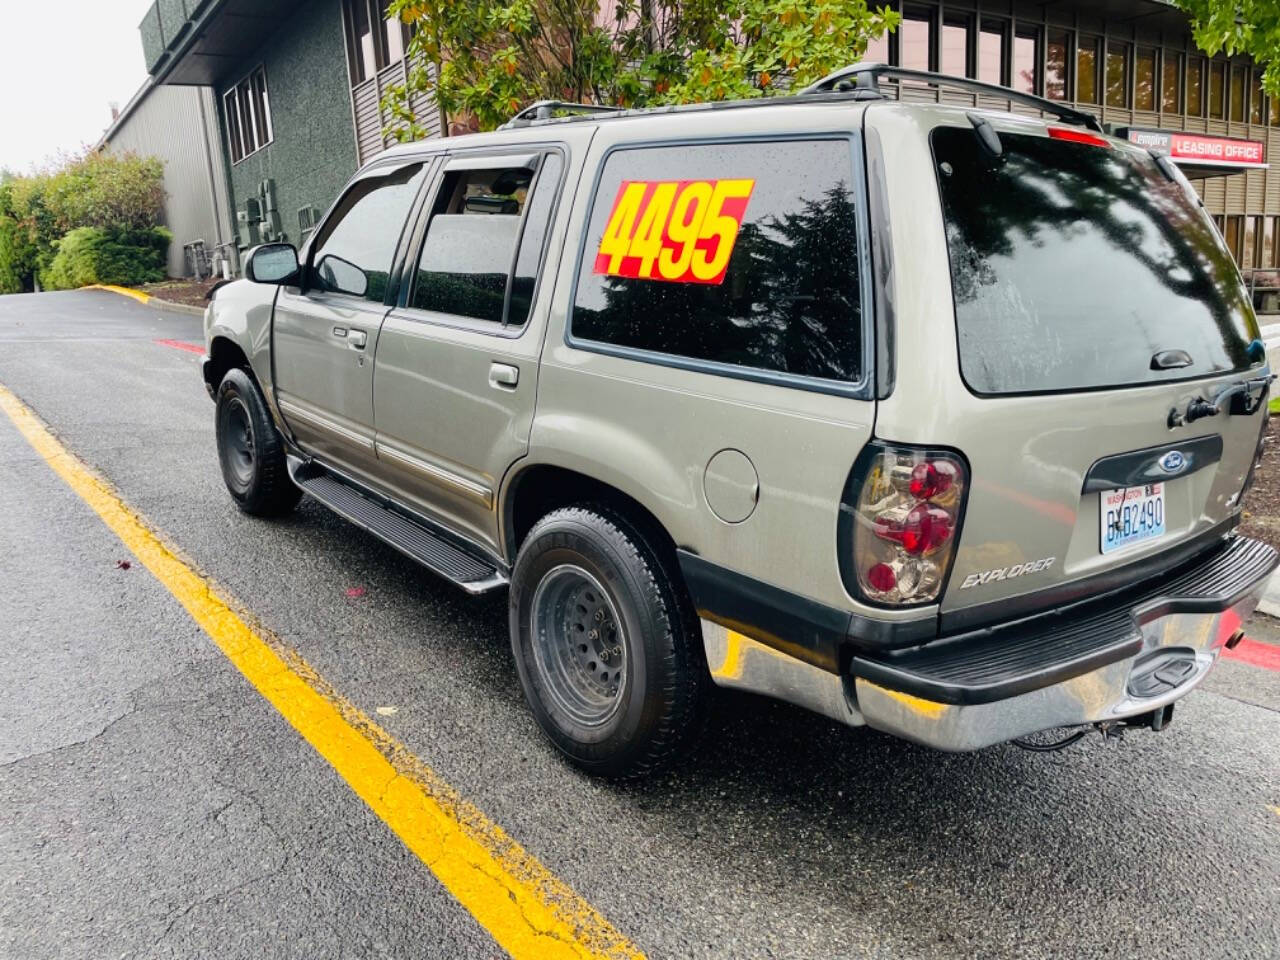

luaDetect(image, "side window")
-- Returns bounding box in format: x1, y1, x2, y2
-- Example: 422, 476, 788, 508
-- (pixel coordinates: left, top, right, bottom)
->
570, 139, 864, 383
410, 152, 563, 326
309, 162, 426, 303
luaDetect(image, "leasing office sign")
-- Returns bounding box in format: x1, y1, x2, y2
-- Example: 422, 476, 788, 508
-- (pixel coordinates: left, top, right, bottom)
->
1123, 127, 1266, 169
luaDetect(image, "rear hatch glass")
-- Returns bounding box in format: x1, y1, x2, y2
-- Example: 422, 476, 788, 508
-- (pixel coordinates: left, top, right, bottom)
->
932, 125, 1259, 395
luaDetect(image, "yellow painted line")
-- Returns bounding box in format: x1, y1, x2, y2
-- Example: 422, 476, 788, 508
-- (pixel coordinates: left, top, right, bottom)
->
84, 283, 152, 304
0, 381, 643, 960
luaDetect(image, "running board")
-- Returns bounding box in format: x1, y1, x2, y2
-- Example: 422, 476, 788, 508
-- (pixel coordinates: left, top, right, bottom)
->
290, 461, 507, 594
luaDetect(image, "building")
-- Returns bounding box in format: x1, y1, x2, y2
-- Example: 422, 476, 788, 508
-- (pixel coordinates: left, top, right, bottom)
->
95, 80, 232, 279
139, 0, 440, 270
137, 0, 1277, 300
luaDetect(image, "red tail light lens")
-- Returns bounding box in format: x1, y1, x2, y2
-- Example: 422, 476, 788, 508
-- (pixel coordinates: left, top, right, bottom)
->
1047, 127, 1111, 148
849, 445, 968, 605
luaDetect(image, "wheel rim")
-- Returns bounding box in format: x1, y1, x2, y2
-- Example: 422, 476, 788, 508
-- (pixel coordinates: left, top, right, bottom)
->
220, 396, 256, 488
529, 564, 627, 727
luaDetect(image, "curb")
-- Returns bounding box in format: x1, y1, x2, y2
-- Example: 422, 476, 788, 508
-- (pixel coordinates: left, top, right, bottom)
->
1258, 565, 1280, 619
84, 283, 206, 318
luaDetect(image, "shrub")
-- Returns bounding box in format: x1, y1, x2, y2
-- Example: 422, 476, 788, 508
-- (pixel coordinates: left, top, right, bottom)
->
42, 226, 173, 291
0, 150, 167, 293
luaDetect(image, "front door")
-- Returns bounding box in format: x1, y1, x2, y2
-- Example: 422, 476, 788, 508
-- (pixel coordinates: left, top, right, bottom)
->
273, 160, 429, 481
372, 148, 570, 552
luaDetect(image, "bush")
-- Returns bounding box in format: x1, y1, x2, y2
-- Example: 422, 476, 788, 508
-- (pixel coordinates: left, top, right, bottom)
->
42, 226, 172, 291
0, 150, 167, 293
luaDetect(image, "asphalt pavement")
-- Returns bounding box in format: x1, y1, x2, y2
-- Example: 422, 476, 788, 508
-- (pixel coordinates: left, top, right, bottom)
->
1, 289, 1278, 959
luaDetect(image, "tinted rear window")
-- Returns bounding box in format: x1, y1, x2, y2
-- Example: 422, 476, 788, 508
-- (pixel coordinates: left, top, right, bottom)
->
571, 139, 864, 384
932, 126, 1259, 394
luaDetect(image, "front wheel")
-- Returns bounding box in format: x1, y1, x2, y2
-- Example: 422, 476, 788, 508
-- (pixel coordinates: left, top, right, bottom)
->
214, 367, 301, 517
509, 506, 706, 778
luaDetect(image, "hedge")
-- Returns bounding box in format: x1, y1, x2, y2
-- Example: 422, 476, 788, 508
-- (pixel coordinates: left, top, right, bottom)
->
42, 226, 173, 291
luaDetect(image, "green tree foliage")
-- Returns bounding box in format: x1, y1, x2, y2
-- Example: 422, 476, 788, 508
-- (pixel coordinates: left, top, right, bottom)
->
0, 151, 167, 293
1174, 1, 1280, 95
382, 0, 899, 136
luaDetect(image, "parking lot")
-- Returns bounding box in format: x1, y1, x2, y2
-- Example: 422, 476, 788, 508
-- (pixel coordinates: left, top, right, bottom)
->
2, 289, 1278, 959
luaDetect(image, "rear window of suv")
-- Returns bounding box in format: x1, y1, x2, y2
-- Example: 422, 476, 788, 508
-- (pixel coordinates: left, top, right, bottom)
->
571, 138, 864, 385
932, 125, 1259, 395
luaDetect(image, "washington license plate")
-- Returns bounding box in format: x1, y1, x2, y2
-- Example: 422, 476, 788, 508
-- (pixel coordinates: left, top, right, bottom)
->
1100, 483, 1166, 554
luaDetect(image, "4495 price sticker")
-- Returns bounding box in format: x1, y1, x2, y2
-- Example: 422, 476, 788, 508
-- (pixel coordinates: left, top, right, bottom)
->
593, 178, 755, 285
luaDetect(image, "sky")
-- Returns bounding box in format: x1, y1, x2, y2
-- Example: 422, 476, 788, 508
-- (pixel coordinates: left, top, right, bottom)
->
0, 1, 153, 174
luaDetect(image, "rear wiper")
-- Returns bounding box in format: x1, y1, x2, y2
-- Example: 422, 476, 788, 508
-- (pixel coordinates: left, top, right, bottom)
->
967, 112, 1003, 159
1168, 374, 1276, 427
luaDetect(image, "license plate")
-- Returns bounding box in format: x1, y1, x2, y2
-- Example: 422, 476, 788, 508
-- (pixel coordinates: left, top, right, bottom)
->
1100, 483, 1166, 555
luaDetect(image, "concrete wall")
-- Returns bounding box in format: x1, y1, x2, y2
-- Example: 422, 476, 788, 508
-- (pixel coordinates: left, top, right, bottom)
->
101, 83, 233, 278
216, 0, 359, 252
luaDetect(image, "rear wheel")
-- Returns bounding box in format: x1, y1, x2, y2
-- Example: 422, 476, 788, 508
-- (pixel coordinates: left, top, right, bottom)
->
215, 367, 300, 517
509, 505, 706, 778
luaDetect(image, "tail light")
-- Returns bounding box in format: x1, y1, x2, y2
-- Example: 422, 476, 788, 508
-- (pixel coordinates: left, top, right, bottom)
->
845, 444, 968, 606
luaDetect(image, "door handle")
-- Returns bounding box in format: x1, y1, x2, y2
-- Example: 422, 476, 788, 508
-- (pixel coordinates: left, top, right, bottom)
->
348, 329, 367, 350
488, 362, 519, 390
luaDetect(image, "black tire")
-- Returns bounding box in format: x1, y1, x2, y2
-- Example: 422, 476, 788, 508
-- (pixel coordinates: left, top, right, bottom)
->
214, 367, 301, 517
509, 505, 707, 779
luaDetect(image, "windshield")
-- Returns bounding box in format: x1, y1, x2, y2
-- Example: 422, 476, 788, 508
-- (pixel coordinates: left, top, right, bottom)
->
932, 125, 1260, 395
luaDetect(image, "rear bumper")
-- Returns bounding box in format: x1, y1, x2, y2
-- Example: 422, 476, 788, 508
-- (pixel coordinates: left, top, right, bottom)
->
701, 535, 1277, 751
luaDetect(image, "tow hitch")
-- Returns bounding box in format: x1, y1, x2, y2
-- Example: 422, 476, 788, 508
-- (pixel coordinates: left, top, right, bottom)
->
1012, 705, 1175, 753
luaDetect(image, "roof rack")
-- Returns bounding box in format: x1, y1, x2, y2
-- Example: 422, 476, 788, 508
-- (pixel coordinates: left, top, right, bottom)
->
801, 62, 1104, 132
501, 100, 621, 129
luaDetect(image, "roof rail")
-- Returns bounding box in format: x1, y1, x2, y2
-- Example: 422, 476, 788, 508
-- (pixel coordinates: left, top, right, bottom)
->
500, 100, 620, 129
801, 62, 1104, 132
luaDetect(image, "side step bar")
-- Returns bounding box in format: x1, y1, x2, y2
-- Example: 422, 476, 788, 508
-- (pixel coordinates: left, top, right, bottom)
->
289, 460, 508, 595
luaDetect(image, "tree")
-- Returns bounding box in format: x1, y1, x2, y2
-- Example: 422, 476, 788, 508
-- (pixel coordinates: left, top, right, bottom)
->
382, 0, 899, 136
1173, 1, 1280, 95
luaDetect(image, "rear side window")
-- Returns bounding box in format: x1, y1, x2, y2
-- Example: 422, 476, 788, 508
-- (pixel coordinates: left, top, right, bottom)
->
933, 126, 1259, 394
411, 153, 562, 326
571, 139, 864, 384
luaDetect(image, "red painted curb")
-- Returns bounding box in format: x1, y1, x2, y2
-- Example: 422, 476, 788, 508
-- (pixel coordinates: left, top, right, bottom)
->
1224, 637, 1280, 672
155, 339, 204, 355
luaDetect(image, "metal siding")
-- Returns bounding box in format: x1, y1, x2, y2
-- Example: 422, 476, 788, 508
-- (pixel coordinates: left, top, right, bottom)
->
101, 85, 232, 278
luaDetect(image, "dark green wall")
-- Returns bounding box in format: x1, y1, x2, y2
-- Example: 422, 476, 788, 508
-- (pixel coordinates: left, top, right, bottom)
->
217, 0, 358, 252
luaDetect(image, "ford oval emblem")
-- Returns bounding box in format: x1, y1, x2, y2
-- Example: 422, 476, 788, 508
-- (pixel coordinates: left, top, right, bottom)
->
1160, 450, 1186, 473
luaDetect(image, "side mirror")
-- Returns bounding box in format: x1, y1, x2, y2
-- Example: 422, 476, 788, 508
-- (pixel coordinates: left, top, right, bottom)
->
245, 243, 299, 284
314, 254, 369, 298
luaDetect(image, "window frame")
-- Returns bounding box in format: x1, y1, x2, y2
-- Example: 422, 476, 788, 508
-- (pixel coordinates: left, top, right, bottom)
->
395, 144, 571, 341
563, 132, 875, 401
223, 65, 274, 165
301, 157, 432, 305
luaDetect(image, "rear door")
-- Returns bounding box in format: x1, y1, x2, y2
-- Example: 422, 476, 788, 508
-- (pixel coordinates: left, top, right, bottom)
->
371, 144, 573, 552
273, 160, 430, 481
868, 107, 1267, 627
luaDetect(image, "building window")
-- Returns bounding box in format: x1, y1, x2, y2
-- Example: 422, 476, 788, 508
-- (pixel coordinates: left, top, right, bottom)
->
1187, 58, 1205, 117
1225, 215, 1243, 262
1135, 48, 1156, 111
1077, 36, 1101, 105
899, 7, 933, 72
1266, 217, 1279, 267
1162, 52, 1183, 113
343, 0, 410, 85
1271, 93, 1280, 126
1244, 215, 1258, 268
1046, 30, 1070, 101
1209, 60, 1226, 119
1013, 26, 1039, 94
978, 19, 1006, 86
1231, 66, 1246, 122
865, 31, 889, 63
941, 14, 970, 78
224, 66, 273, 164
1250, 72, 1264, 124
1106, 41, 1130, 108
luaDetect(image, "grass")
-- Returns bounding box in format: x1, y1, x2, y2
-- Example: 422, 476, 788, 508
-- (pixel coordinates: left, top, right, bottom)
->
1269, 396, 1280, 415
